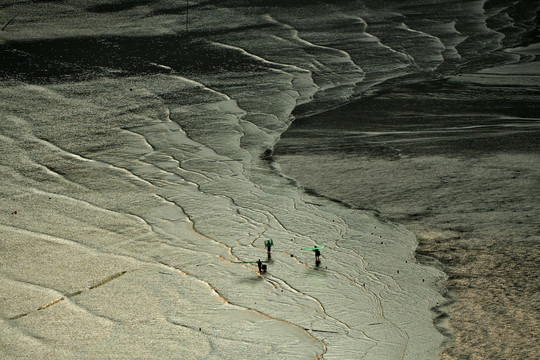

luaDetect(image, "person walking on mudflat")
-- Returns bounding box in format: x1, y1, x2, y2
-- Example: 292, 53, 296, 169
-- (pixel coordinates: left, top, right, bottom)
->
257, 259, 267, 274
264, 239, 273, 258
301, 245, 325, 267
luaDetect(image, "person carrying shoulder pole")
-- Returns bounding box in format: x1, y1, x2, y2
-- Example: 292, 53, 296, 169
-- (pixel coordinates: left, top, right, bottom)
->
314, 248, 321, 267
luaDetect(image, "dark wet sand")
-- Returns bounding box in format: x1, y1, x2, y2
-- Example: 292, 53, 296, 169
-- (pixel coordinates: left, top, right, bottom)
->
275, 79, 540, 359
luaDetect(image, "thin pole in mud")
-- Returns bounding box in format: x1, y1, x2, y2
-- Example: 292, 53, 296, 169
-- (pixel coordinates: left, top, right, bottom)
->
186, 0, 189, 32
2, 14, 18, 31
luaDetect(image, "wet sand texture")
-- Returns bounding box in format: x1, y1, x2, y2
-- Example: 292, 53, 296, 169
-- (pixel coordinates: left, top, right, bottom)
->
275, 74, 540, 359
2, 0, 539, 359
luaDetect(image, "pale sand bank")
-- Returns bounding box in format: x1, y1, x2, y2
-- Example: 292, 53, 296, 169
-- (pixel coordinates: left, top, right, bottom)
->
0, 75, 445, 359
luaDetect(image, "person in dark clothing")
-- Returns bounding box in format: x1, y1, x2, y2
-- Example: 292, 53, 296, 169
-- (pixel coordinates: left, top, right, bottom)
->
314, 249, 321, 267
257, 259, 268, 273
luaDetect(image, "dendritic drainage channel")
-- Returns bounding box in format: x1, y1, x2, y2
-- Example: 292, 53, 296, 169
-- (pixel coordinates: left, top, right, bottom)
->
8, 271, 127, 320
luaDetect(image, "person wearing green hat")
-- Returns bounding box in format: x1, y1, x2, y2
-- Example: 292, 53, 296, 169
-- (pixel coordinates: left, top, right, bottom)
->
264, 239, 274, 259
